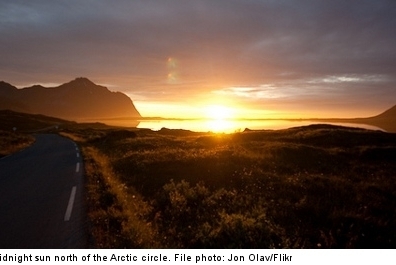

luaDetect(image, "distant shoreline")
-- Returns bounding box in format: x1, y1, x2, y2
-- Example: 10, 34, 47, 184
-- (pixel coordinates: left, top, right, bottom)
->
85, 116, 394, 133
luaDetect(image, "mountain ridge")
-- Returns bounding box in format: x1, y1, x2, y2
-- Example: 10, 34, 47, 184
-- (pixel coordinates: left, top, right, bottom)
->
370, 104, 396, 120
307, 104, 396, 133
0, 77, 141, 120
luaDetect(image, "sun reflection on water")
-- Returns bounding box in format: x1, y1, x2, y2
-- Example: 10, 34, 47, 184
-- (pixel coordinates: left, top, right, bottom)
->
205, 119, 239, 133
128, 119, 385, 134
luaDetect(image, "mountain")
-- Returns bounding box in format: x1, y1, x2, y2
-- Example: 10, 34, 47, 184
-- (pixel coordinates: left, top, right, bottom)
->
358, 104, 396, 132
309, 104, 396, 133
370, 104, 396, 120
0, 78, 141, 120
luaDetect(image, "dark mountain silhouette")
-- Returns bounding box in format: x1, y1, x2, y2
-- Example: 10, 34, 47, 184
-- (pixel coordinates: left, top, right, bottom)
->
370, 104, 396, 120
357, 104, 396, 132
308, 104, 396, 133
0, 78, 141, 120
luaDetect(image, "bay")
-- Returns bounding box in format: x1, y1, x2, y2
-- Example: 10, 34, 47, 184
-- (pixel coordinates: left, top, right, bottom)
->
134, 119, 384, 133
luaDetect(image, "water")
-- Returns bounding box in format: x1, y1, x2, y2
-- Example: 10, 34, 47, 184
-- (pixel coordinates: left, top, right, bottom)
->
131, 119, 384, 133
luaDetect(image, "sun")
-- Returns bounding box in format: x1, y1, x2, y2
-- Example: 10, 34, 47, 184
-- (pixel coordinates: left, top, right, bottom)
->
204, 105, 234, 120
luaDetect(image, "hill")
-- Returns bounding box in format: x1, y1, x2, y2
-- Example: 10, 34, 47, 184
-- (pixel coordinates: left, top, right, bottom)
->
0, 78, 141, 120
0, 109, 124, 133
0, 110, 75, 132
370, 104, 396, 120
307, 104, 396, 133
355, 104, 396, 132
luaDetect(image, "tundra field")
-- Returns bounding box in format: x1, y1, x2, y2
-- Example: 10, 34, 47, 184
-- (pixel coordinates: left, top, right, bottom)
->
59, 124, 396, 248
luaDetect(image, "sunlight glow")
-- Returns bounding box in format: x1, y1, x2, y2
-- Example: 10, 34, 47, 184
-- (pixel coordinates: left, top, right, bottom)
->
205, 119, 238, 133
204, 105, 235, 120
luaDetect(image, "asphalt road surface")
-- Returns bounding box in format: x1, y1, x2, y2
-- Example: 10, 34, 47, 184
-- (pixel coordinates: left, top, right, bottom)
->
0, 134, 87, 248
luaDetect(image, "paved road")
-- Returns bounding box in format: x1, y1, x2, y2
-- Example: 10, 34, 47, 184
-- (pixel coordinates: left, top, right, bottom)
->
0, 134, 87, 248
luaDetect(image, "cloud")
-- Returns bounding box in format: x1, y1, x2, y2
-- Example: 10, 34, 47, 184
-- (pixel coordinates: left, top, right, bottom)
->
1, 0, 396, 115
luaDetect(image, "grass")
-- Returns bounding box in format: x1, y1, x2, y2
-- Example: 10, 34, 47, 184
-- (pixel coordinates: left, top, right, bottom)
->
63, 124, 396, 248
0, 130, 35, 158
81, 144, 158, 248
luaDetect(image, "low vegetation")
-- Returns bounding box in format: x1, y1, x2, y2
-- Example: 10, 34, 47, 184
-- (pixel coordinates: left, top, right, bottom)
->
64, 124, 396, 248
0, 130, 35, 158
83, 145, 159, 248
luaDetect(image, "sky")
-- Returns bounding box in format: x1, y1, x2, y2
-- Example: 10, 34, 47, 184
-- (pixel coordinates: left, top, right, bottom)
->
1, 0, 396, 119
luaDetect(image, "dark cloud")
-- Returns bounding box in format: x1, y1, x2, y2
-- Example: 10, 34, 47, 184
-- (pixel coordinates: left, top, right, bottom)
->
1, 0, 396, 116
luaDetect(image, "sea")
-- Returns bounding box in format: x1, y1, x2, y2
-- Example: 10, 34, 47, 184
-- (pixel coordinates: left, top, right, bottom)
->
99, 118, 384, 133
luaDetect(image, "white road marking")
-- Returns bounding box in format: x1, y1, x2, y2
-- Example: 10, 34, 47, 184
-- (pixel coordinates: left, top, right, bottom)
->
76, 153, 79, 158
64, 186, 77, 221
76, 163, 80, 173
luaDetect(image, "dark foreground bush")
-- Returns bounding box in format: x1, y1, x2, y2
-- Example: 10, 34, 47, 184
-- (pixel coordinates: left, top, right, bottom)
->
152, 180, 284, 248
